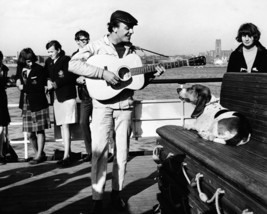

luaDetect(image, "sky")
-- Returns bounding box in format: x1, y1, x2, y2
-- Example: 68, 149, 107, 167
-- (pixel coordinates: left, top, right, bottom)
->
1, 0, 267, 57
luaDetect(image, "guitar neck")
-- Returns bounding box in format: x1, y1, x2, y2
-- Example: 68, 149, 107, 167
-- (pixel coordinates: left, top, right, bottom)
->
131, 60, 188, 76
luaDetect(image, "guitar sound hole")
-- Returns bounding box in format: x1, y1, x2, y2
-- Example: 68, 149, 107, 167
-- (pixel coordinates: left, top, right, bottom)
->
118, 67, 131, 81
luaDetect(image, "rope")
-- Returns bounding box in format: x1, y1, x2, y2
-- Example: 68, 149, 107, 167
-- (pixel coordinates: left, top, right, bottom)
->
195, 173, 225, 214
152, 145, 163, 164
242, 209, 254, 214
181, 162, 191, 185
215, 188, 225, 214
195, 173, 209, 202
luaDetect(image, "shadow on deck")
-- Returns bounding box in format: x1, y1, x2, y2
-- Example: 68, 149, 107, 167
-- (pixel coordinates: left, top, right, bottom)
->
0, 155, 159, 214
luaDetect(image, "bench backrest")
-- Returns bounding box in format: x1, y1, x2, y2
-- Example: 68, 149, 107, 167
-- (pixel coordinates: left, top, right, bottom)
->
220, 73, 267, 143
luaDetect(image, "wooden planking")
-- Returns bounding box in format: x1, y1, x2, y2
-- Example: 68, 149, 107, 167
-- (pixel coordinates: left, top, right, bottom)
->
158, 140, 242, 214
156, 125, 267, 207
0, 155, 159, 214
157, 132, 267, 214
220, 73, 267, 143
222, 72, 267, 85
184, 155, 267, 214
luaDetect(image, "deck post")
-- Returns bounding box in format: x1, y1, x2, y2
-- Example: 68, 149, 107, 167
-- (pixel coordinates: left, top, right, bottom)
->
23, 132, 28, 159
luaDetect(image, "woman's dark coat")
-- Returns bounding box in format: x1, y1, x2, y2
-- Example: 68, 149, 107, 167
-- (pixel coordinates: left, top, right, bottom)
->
44, 52, 77, 103
227, 42, 267, 73
16, 63, 49, 112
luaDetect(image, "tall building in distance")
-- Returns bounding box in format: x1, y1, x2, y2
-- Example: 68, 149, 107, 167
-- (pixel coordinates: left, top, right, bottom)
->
215, 39, 221, 58
199, 39, 233, 65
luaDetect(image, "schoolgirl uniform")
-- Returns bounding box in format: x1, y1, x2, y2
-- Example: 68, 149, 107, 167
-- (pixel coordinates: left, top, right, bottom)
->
16, 63, 51, 132
44, 51, 77, 125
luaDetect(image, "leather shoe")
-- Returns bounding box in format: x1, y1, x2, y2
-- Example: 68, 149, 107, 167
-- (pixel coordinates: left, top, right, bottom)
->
29, 154, 47, 165
112, 196, 126, 211
57, 157, 72, 167
83, 154, 92, 162
111, 190, 127, 211
91, 200, 103, 214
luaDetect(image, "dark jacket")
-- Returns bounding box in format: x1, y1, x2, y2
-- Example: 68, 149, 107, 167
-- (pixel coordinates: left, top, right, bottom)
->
44, 52, 77, 103
0, 64, 8, 95
0, 64, 9, 108
71, 49, 91, 101
227, 42, 267, 73
16, 63, 49, 112
77, 84, 91, 100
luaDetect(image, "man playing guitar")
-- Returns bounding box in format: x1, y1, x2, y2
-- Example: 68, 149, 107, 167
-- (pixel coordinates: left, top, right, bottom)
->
69, 10, 165, 214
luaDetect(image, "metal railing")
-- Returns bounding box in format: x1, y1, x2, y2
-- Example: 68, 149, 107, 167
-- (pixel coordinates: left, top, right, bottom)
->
7, 78, 223, 160
6, 104, 29, 159
151, 78, 223, 84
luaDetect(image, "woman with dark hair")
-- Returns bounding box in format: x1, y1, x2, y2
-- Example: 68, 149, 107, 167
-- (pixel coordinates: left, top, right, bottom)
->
0, 51, 11, 165
16, 48, 51, 164
227, 23, 267, 73
45, 40, 78, 167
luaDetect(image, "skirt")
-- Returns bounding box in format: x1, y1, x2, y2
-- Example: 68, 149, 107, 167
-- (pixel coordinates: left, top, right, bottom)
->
53, 98, 77, 125
22, 107, 51, 132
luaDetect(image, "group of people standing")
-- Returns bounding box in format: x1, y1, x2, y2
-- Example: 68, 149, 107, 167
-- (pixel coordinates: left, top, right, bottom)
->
1, 9, 267, 213
0, 33, 93, 167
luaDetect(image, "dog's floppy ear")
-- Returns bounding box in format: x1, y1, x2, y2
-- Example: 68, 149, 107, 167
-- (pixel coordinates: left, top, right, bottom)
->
191, 85, 211, 118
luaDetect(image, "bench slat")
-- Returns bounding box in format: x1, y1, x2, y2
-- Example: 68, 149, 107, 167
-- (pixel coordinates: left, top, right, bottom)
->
221, 73, 267, 143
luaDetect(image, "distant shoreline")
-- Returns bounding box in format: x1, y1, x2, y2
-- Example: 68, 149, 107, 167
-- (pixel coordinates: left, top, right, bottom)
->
5, 63, 227, 68
205, 64, 227, 68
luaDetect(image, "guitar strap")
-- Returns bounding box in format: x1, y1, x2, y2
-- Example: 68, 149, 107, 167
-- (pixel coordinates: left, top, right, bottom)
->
134, 46, 170, 58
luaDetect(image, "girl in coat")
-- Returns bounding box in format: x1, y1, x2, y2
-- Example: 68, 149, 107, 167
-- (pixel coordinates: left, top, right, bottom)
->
45, 40, 78, 167
227, 23, 267, 73
16, 48, 51, 164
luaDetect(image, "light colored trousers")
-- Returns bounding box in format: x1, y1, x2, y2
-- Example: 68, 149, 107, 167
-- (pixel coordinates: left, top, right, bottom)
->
91, 106, 132, 200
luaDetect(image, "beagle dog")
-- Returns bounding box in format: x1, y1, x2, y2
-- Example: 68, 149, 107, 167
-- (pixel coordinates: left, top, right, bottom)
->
177, 84, 251, 146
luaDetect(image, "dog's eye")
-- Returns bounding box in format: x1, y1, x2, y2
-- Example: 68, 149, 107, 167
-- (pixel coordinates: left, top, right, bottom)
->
179, 96, 185, 101
179, 97, 191, 103
184, 98, 191, 102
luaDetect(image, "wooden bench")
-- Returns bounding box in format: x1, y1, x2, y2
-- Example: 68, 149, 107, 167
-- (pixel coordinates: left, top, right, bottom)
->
155, 73, 267, 214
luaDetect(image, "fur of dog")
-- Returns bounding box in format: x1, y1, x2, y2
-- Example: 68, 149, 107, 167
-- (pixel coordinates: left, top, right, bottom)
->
177, 84, 251, 146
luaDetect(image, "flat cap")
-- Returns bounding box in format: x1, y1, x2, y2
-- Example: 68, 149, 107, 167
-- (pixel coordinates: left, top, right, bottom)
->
110, 10, 138, 26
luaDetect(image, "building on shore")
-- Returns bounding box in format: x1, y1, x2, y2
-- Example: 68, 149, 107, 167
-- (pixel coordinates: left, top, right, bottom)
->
199, 39, 233, 65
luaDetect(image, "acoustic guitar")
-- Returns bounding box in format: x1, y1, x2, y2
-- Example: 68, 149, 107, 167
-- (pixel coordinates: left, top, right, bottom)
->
85, 54, 206, 100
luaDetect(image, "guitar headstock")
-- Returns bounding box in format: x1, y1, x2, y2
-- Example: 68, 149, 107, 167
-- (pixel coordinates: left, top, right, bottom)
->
188, 56, 206, 66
